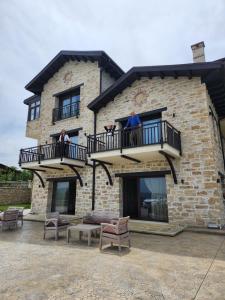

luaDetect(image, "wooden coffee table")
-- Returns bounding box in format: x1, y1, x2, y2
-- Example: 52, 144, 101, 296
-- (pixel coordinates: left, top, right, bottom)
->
67, 224, 101, 246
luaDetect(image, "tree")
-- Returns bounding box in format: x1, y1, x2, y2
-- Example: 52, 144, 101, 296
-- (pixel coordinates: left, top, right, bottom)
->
0, 166, 33, 181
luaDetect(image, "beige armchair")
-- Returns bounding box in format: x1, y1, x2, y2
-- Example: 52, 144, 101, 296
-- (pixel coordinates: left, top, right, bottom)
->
8, 206, 24, 226
99, 216, 130, 253
0, 210, 19, 231
43, 212, 70, 240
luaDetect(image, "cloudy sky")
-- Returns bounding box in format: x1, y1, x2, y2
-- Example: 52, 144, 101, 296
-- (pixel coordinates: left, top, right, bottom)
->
0, 0, 225, 167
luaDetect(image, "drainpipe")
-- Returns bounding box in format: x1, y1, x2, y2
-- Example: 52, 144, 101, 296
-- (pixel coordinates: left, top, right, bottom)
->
92, 111, 97, 210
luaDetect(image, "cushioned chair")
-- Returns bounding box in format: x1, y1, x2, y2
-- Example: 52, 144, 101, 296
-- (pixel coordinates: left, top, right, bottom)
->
99, 216, 130, 253
0, 209, 19, 231
43, 212, 70, 240
8, 206, 24, 226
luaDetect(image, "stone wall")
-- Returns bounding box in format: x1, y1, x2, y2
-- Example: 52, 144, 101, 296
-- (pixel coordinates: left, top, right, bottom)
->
95, 77, 225, 226
0, 182, 31, 205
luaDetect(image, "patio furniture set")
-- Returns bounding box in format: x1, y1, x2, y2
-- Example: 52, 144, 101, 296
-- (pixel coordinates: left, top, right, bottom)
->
43, 211, 131, 253
0, 207, 24, 231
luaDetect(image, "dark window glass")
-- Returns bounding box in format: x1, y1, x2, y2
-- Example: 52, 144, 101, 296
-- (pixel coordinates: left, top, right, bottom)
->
140, 177, 168, 222
59, 90, 80, 119
29, 100, 40, 121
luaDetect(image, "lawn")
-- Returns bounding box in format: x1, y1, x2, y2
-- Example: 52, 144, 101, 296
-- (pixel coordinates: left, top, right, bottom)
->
0, 203, 31, 211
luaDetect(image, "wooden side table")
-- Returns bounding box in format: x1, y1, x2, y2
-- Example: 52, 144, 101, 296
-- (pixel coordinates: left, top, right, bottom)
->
67, 224, 101, 246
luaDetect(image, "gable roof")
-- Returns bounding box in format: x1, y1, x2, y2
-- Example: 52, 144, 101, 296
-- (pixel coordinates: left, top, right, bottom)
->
25, 51, 124, 94
88, 61, 225, 117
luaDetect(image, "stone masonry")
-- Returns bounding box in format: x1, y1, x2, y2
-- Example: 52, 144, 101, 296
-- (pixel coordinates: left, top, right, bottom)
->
25, 59, 225, 227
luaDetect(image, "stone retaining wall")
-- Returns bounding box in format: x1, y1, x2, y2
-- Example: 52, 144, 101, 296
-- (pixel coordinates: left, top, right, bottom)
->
0, 182, 32, 205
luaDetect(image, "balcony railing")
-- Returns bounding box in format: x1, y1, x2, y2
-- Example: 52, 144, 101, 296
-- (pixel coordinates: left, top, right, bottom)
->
52, 102, 80, 122
87, 120, 181, 154
19, 142, 87, 165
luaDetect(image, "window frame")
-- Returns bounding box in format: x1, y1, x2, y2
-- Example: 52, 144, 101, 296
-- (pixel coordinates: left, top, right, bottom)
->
58, 89, 80, 120
28, 99, 41, 121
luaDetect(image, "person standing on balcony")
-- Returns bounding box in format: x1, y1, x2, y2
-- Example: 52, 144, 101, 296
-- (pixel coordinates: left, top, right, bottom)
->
104, 124, 116, 150
58, 129, 71, 158
124, 112, 142, 146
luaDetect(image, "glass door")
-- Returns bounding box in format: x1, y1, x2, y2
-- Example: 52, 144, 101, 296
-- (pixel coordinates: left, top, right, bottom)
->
71, 94, 80, 116
61, 97, 70, 119
139, 177, 168, 222
52, 180, 76, 214
142, 118, 161, 145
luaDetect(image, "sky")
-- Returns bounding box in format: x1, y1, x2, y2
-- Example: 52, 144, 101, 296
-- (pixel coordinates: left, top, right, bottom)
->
0, 0, 225, 167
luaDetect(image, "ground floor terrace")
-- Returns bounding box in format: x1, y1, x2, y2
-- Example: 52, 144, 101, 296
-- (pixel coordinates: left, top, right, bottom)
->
30, 162, 225, 228
1, 221, 225, 300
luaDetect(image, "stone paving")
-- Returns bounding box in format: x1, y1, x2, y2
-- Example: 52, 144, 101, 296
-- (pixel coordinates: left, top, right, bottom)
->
0, 221, 225, 300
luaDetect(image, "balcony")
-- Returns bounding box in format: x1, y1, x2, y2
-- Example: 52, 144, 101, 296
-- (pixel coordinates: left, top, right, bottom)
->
52, 102, 80, 123
87, 120, 181, 163
19, 142, 87, 170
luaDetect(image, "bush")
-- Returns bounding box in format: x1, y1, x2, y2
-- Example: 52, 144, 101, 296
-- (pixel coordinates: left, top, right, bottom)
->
0, 167, 33, 182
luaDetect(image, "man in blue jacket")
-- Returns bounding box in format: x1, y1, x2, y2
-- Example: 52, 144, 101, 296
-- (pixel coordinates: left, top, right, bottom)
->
124, 111, 142, 146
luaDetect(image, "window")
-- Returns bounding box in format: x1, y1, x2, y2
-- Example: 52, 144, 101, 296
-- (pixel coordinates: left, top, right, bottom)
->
59, 90, 80, 120
28, 100, 40, 121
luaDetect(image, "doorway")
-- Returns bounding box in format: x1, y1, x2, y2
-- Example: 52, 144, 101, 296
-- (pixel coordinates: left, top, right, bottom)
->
123, 176, 168, 222
52, 180, 76, 214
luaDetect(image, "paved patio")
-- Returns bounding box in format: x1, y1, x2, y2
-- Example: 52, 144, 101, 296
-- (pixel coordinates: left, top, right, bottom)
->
0, 222, 225, 300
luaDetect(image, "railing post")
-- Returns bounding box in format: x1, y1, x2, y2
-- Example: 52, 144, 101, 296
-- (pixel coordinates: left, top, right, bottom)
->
38, 145, 42, 164
120, 129, 123, 153
160, 121, 164, 149
178, 131, 182, 155
19, 149, 22, 166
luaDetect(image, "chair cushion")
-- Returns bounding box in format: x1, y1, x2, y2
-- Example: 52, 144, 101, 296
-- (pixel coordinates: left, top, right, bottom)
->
83, 212, 118, 225
103, 225, 117, 234
46, 219, 69, 227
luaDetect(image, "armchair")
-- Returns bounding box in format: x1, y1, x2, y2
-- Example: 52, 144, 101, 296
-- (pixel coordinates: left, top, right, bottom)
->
99, 216, 130, 253
0, 209, 19, 231
43, 212, 70, 240
8, 206, 24, 226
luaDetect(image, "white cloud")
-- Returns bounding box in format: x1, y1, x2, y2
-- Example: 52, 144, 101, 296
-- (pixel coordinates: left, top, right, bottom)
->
0, 0, 225, 166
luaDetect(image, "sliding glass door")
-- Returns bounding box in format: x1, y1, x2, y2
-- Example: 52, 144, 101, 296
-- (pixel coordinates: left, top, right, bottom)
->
123, 176, 168, 222
139, 177, 168, 222
52, 180, 76, 214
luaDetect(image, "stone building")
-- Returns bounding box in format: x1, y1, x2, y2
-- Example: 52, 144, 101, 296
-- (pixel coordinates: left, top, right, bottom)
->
19, 43, 225, 227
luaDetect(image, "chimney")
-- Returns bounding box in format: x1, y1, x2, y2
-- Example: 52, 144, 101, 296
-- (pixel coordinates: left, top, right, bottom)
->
191, 41, 205, 63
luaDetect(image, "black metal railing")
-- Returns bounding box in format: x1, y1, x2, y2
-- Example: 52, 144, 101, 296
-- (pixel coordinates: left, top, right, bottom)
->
52, 102, 80, 122
87, 120, 181, 154
19, 142, 87, 165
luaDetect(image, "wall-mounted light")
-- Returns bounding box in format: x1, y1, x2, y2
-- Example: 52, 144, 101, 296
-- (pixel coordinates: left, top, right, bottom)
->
173, 113, 176, 118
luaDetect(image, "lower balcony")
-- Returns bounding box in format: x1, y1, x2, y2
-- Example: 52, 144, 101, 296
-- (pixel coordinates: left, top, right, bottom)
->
87, 120, 181, 164
19, 142, 87, 170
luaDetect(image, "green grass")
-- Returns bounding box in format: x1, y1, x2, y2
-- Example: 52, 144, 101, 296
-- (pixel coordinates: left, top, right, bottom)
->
0, 203, 31, 212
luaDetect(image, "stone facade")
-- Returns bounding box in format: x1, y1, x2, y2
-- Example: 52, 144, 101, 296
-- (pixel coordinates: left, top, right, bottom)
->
0, 182, 31, 205
25, 59, 225, 227
95, 77, 225, 226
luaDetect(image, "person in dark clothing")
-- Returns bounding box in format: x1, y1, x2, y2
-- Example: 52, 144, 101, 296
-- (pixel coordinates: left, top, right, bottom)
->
58, 129, 71, 158
124, 112, 142, 146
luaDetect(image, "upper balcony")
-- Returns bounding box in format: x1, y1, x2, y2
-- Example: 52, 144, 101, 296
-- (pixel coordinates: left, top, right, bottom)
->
19, 142, 87, 170
52, 101, 80, 123
87, 120, 181, 164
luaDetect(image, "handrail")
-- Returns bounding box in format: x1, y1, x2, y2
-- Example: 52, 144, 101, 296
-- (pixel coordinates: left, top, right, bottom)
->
87, 120, 181, 154
52, 101, 80, 122
19, 142, 87, 164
